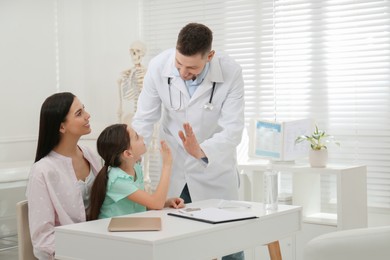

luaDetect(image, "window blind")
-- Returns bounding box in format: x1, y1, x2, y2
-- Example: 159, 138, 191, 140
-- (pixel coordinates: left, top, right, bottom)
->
141, 0, 390, 210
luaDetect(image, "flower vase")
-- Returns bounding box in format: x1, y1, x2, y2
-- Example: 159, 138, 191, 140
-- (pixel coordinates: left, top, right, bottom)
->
309, 149, 328, 168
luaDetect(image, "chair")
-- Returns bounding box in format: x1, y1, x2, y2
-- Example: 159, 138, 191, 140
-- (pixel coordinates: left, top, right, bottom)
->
16, 200, 38, 260
303, 226, 390, 260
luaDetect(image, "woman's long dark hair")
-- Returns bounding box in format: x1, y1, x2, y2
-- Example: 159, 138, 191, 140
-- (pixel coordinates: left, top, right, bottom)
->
34, 92, 75, 162
88, 124, 130, 220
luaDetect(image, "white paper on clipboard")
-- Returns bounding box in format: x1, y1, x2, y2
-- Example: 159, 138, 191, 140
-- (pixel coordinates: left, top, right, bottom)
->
167, 207, 258, 224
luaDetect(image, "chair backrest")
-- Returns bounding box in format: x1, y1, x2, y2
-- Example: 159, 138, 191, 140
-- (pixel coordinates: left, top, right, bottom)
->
16, 200, 38, 260
303, 226, 390, 260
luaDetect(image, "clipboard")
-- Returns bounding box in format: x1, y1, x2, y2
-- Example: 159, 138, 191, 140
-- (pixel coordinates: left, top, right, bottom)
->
108, 217, 162, 232
167, 207, 258, 224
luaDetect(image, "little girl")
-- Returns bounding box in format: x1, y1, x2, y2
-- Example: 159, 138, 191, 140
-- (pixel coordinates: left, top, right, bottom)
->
89, 123, 184, 220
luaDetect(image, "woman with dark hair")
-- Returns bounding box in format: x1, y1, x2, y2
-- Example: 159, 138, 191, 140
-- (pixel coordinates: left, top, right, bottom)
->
89, 124, 184, 221
26, 92, 102, 260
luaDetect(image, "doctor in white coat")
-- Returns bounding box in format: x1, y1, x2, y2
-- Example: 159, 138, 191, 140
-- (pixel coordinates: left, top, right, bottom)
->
132, 23, 244, 203
133, 23, 245, 260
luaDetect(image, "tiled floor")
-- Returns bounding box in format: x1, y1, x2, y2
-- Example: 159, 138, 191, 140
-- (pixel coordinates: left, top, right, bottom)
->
0, 235, 18, 260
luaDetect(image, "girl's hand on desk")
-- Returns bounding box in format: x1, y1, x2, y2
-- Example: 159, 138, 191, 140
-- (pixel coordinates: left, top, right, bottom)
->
165, 197, 185, 209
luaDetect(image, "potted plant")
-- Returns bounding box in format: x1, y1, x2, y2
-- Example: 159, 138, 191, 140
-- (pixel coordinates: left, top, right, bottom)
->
295, 125, 340, 167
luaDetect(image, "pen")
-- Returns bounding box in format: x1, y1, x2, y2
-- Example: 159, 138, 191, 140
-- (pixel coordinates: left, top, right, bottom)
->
178, 209, 194, 216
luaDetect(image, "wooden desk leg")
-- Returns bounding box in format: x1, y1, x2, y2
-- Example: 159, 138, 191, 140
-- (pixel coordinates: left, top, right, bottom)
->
267, 241, 282, 260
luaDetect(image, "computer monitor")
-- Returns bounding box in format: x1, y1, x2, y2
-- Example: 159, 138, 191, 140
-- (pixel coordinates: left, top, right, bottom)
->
248, 118, 313, 162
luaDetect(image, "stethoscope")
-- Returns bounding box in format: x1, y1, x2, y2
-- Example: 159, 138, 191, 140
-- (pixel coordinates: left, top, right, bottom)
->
168, 78, 216, 111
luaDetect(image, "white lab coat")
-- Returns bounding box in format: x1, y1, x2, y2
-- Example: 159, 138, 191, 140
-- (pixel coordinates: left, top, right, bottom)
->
132, 48, 244, 201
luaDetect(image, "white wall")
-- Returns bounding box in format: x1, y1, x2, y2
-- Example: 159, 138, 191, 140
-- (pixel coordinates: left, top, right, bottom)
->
0, 0, 141, 163
0, 0, 57, 162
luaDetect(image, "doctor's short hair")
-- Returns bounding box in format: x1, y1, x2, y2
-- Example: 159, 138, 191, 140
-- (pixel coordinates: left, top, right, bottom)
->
176, 23, 213, 57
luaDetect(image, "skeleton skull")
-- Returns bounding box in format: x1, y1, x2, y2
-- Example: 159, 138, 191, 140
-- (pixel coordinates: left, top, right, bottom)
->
129, 41, 147, 65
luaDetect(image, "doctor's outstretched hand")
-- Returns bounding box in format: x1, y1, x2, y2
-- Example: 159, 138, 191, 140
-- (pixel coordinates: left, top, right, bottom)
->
178, 123, 206, 160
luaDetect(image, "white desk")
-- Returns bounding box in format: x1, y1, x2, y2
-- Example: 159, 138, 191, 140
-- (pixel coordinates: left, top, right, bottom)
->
55, 199, 302, 260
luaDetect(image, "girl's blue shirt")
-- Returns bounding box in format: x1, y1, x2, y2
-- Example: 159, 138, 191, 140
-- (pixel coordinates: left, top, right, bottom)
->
99, 163, 146, 219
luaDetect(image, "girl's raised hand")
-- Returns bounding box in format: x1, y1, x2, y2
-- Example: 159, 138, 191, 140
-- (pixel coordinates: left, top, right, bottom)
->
160, 140, 172, 167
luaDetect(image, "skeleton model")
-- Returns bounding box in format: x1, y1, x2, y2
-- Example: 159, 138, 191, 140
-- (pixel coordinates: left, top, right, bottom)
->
117, 41, 147, 124
117, 41, 158, 193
